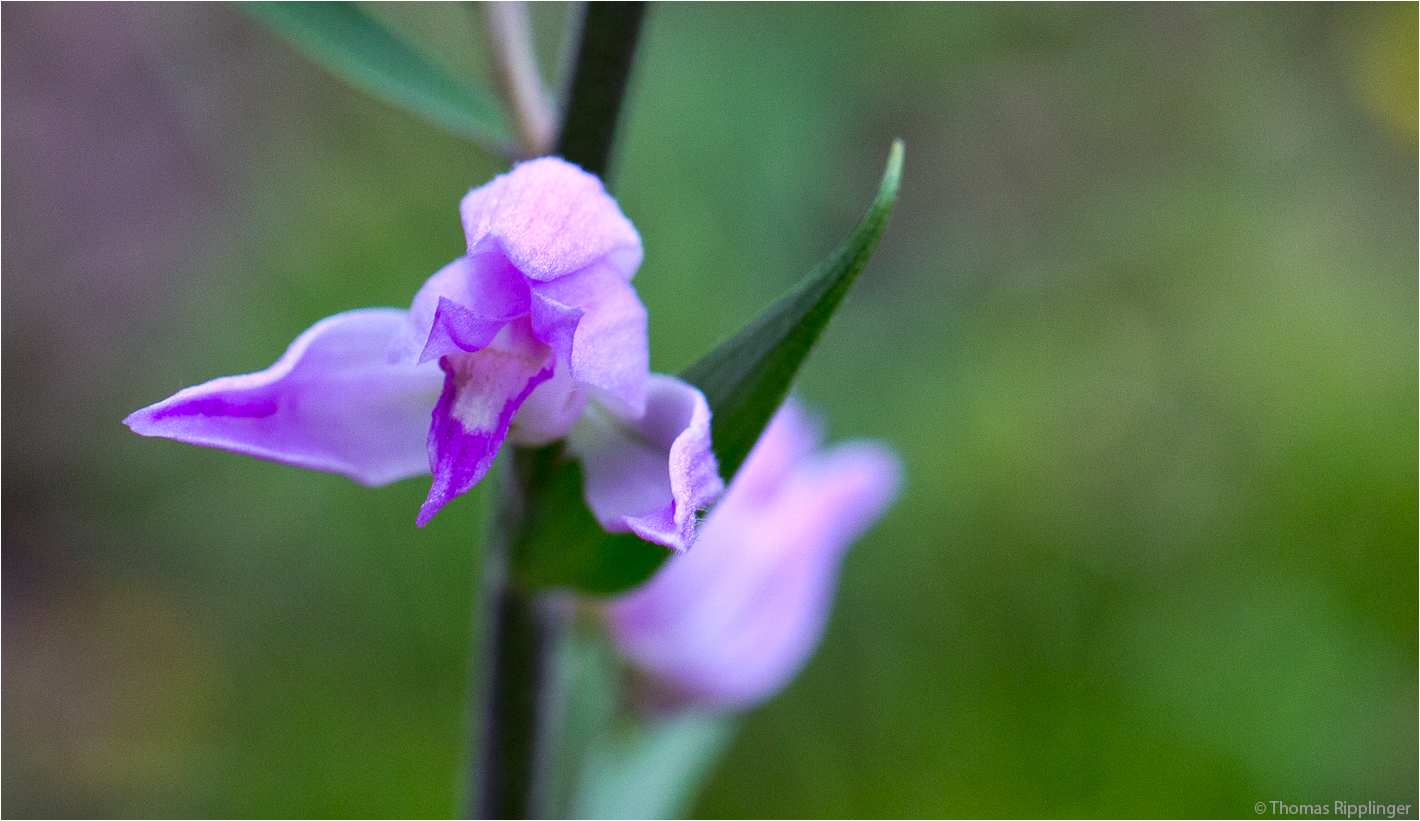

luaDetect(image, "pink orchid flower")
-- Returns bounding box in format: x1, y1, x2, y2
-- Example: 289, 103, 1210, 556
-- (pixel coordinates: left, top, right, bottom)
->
607, 399, 903, 711
126, 158, 722, 546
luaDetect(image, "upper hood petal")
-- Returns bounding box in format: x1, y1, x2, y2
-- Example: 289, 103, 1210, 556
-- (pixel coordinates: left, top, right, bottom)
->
460, 157, 643, 283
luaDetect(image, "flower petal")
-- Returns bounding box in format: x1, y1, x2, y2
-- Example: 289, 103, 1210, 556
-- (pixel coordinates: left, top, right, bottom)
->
526, 285, 584, 371
394, 253, 530, 363
606, 399, 903, 710
508, 364, 589, 446
568, 374, 724, 551
512, 261, 650, 442
459, 157, 643, 283
530, 261, 648, 419
417, 319, 554, 527
419, 297, 516, 364
124, 308, 442, 486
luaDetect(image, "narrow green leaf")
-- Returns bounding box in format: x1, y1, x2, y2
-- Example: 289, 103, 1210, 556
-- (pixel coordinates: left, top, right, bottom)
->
536, 615, 621, 818
682, 139, 904, 479
509, 142, 902, 596
573, 711, 738, 820
535, 617, 736, 820
240, 2, 514, 152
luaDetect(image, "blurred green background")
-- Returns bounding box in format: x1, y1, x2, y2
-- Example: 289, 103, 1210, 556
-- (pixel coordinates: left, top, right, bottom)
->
3, 3, 1415, 817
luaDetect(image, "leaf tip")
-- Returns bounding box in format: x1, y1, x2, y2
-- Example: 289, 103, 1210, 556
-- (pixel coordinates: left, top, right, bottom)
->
880, 139, 905, 203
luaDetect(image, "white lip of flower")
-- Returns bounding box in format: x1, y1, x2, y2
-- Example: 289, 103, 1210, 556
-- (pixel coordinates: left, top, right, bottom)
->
448, 348, 546, 432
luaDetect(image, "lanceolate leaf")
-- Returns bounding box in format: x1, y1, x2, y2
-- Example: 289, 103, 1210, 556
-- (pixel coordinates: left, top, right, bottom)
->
242, 2, 514, 153
682, 140, 903, 478
573, 711, 738, 819
509, 142, 903, 597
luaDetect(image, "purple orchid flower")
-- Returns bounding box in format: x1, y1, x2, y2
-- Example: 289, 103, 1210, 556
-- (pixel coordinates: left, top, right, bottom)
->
606, 398, 903, 711
125, 158, 721, 545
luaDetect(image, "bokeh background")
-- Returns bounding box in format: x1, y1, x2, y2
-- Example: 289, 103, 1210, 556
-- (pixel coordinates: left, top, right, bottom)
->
4, 3, 1416, 817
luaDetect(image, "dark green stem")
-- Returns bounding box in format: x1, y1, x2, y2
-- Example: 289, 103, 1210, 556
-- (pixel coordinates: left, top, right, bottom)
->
554, 1, 647, 180
465, 452, 574, 819
473, 584, 564, 818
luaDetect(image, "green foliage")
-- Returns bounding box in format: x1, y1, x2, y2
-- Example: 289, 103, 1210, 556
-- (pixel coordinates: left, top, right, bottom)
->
681, 140, 902, 479
523, 614, 738, 820
241, 1, 513, 153
574, 711, 738, 819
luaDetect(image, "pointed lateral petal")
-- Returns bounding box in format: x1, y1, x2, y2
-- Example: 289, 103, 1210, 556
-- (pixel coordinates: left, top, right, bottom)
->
125, 308, 442, 486
568, 374, 724, 551
394, 253, 530, 363
417, 321, 554, 526
530, 261, 648, 418
509, 263, 650, 444
459, 156, 643, 282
